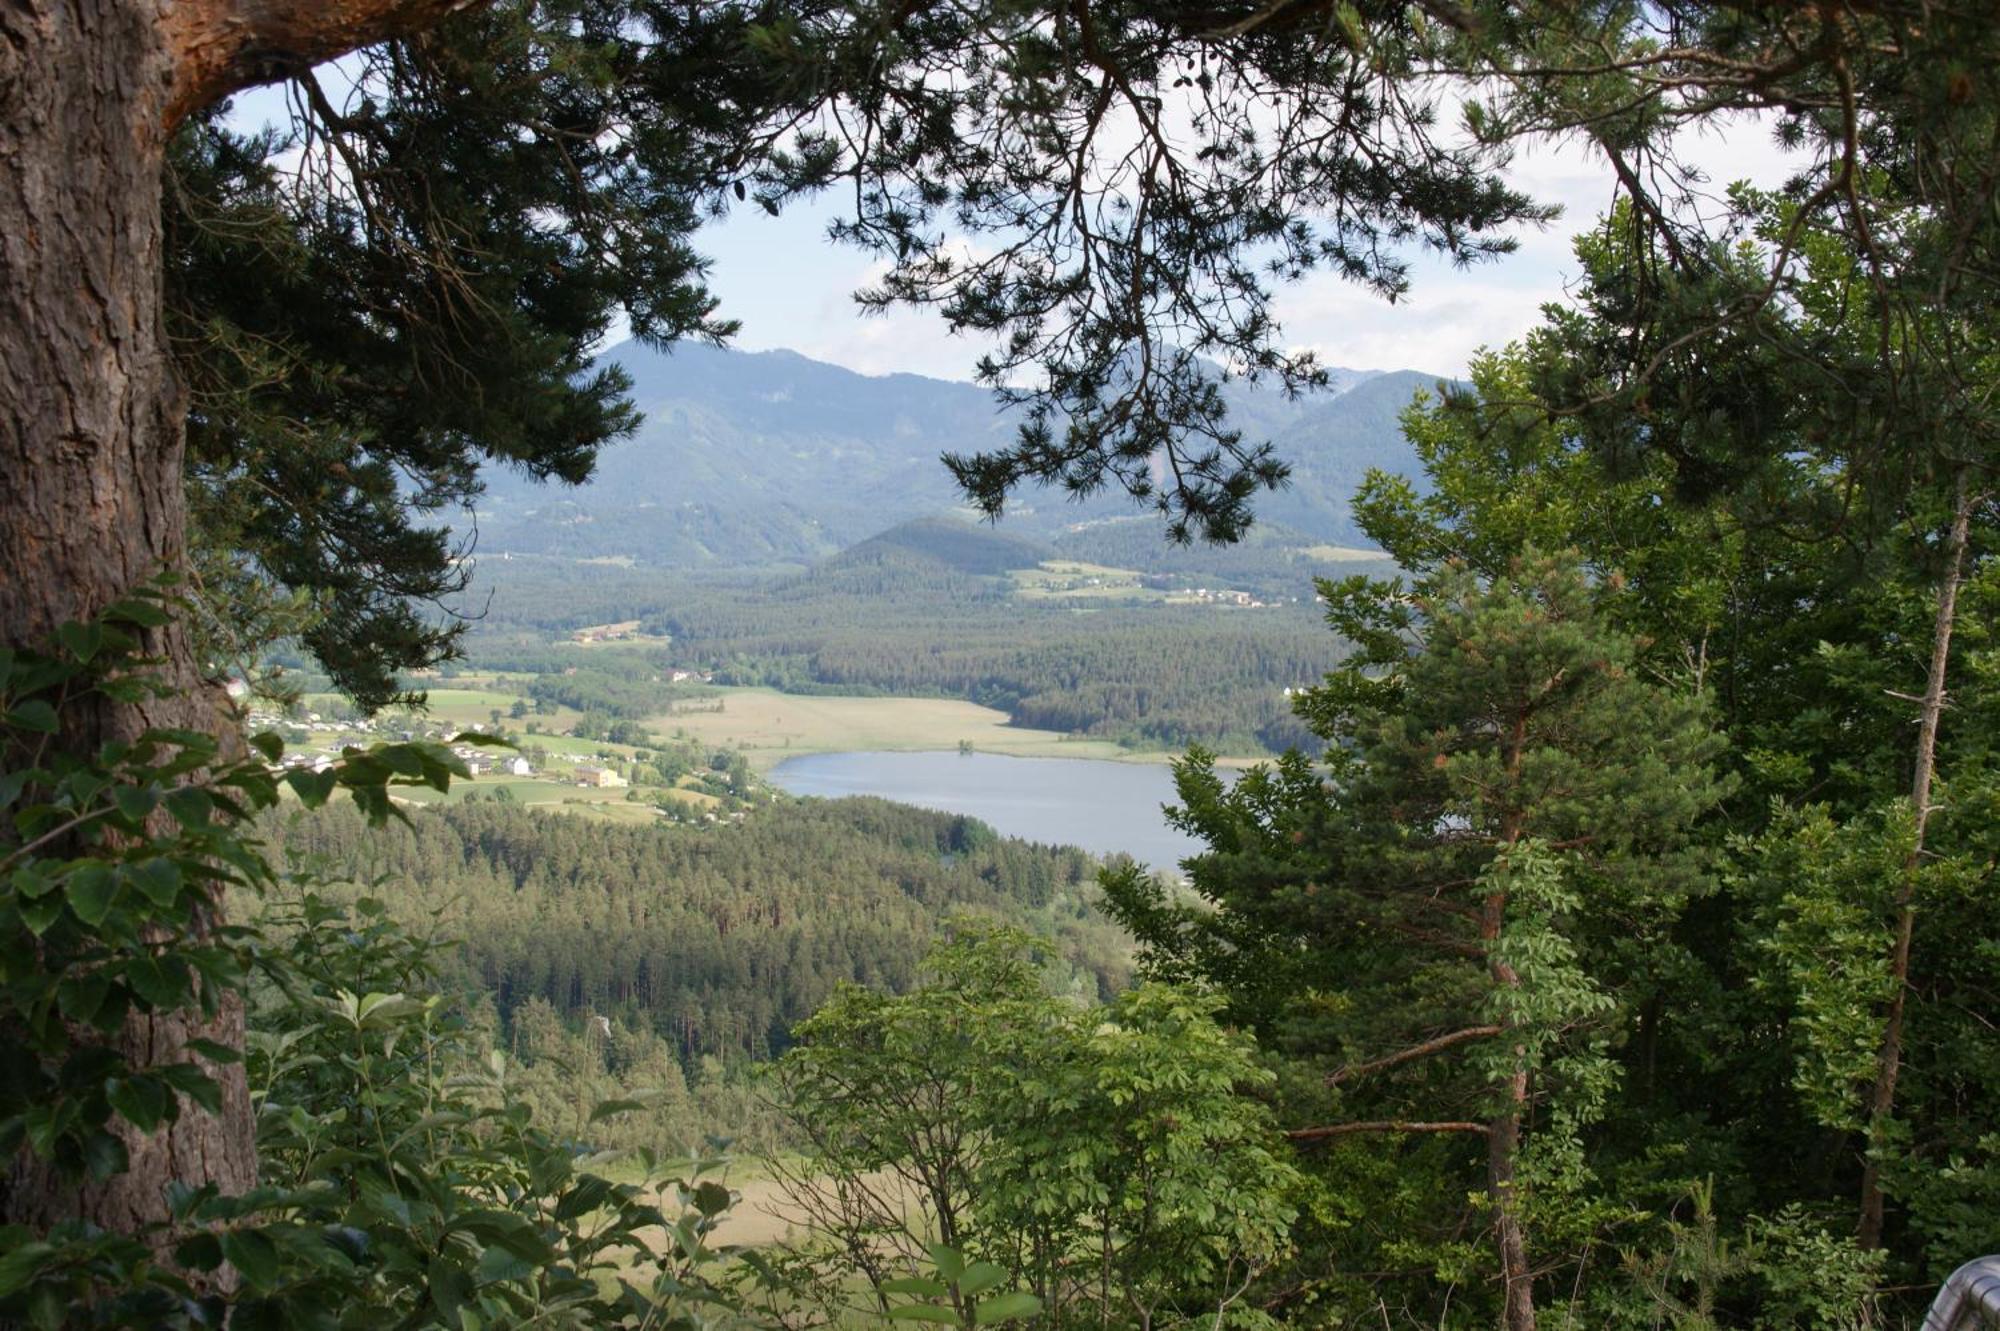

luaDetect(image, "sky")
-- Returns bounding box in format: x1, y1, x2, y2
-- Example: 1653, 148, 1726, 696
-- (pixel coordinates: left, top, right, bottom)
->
690, 115, 1804, 384
229, 79, 1804, 385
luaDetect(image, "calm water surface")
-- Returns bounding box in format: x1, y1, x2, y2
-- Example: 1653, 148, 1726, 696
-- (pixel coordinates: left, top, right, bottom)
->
768, 750, 1210, 869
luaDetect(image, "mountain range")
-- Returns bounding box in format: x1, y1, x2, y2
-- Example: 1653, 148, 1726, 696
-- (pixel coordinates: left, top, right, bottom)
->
473, 340, 1446, 567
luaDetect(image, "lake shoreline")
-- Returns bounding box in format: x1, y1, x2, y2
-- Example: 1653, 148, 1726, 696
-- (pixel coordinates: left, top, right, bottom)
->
768, 748, 1240, 867
643, 684, 1274, 773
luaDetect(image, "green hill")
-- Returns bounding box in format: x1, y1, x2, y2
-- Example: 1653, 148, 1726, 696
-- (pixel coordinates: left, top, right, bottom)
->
472, 343, 1443, 567
837, 516, 1051, 575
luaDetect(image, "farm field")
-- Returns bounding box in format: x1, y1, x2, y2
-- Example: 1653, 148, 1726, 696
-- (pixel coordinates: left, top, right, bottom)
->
1294, 543, 1392, 562
392, 777, 659, 823
618, 1163, 914, 1253
1008, 560, 1161, 603
646, 688, 1180, 770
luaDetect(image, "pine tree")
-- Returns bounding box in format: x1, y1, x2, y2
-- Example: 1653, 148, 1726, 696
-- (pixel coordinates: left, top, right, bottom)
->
1110, 552, 1728, 1329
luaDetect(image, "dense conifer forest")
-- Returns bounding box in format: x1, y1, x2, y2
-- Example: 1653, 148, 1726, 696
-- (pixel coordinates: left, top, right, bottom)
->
261, 797, 1125, 1064
453, 540, 1352, 753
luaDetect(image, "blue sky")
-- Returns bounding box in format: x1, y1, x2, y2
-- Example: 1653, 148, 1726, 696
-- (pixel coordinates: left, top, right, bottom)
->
228, 81, 1799, 384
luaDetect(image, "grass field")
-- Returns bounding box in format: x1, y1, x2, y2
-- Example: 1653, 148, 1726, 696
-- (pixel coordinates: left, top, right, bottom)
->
393, 777, 660, 823
1296, 543, 1392, 563
525, 732, 629, 757
644, 688, 1178, 771
615, 1162, 915, 1253
1009, 560, 1162, 604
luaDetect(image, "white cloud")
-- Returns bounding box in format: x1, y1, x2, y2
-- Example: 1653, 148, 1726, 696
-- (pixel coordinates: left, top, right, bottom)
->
1276, 114, 1808, 376
701, 110, 1805, 382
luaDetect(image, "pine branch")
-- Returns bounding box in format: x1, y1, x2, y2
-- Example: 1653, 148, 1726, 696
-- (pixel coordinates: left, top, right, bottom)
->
1327, 1025, 1503, 1086
1286, 1120, 1490, 1142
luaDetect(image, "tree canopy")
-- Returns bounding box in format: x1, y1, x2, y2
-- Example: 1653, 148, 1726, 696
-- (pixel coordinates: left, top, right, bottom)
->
166, 1, 2000, 703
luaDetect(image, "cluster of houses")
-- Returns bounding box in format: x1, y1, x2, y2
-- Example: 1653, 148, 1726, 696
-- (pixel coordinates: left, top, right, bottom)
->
250, 701, 646, 798
1176, 587, 1269, 608
245, 708, 384, 736
450, 744, 536, 779
570, 623, 641, 645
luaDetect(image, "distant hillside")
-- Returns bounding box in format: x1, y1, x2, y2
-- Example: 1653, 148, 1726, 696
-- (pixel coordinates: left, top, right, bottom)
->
840, 517, 1051, 575
1052, 518, 1397, 598
474, 341, 1443, 567
1256, 370, 1450, 537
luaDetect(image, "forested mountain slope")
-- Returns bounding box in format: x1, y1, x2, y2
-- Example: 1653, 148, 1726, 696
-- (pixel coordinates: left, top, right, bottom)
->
473, 342, 1438, 565
449, 520, 1352, 753
266, 797, 1124, 1063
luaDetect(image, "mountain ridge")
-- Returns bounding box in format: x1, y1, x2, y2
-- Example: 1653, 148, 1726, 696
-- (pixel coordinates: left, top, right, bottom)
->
474, 341, 1443, 566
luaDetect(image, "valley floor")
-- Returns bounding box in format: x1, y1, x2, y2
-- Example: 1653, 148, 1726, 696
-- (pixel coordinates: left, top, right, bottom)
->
643, 687, 1197, 771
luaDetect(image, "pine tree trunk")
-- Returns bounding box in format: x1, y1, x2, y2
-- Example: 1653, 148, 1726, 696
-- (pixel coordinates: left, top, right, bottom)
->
1484, 896, 1537, 1331
1856, 473, 1977, 1250
1486, 722, 1537, 1331
0, 0, 256, 1235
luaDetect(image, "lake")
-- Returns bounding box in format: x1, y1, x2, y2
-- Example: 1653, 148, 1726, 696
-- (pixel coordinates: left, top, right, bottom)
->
768, 750, 1212, 868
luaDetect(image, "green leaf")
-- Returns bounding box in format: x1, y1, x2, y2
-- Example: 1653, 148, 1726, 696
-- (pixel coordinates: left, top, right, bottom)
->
11, 863, 54, 899
56, 972, 110, 1025
455, 1210, 551, 1263
125, 857, 182, 907
886, 1307, 962, 1324
7, 700, 58, 734
81, 1130, 129, 1181
164, 787, 212, 828
19, 893, 62, 937
159, 1062, 222, 1114
475, 1244, 536, 1287
0, 1241, 57, 1297
354, 993, 429, 1029
222, 1228, 282, 1291
428, 1253, 473, 1323
554, 1175, 612, 1221
927, 1243, 965, 1283
958, 1262, 1007, 1297
692, 1179, 732, 1217
973, 1292, 1043, 1324
103, 598, 170, 628
588, 1098, 646, 1124
112, 785, 158, 824
321, 1225, 369, 1264
176, 1232, 224, 1271
26, 1281, 65, 1331
248, 731, 284, 763
56, 622, 104, 663
65, 863, 118, 926
286, 769, 337, 809
108, 1076, 172, 1134
125, 953, 189, 1010
186, 1037, 243, 1065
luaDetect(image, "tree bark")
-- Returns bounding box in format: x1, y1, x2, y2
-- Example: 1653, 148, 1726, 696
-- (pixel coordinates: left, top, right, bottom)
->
0, 0, 260, 1235
1484, 898, 1537, 1331
1486, 717, 1536, 1331
3, 0, 500, 1249
1856, 472, 1977, 1251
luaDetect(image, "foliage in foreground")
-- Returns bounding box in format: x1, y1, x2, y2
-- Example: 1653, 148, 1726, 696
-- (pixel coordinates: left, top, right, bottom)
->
772, 926, 1300, 1331
0, 617, 774, 1327
1102, 322, 2000, 1325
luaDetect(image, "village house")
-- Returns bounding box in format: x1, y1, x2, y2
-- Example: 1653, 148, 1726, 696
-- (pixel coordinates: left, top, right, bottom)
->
574, 764, 628, 789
